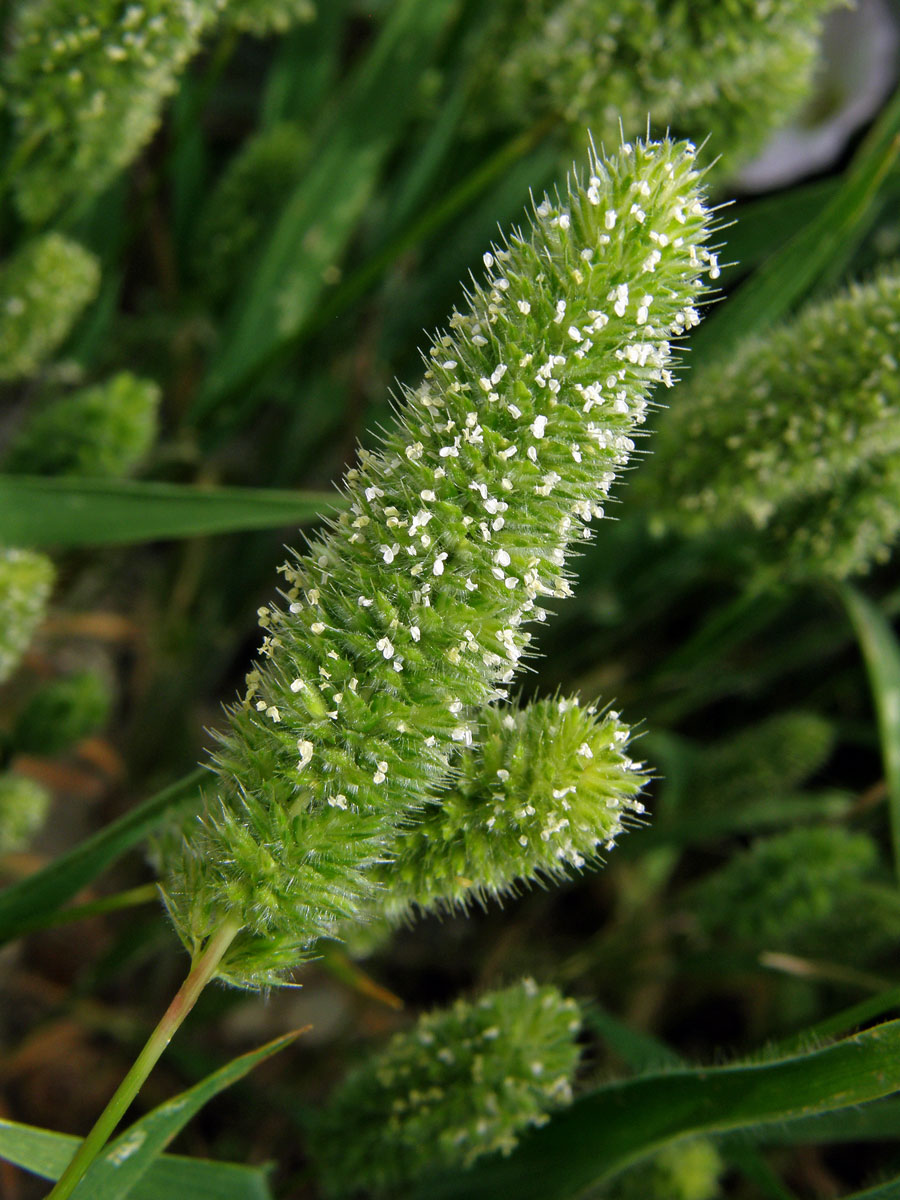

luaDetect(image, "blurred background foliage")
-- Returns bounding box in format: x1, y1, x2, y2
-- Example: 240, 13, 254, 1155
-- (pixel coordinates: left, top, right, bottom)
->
2, 1, 900, 1197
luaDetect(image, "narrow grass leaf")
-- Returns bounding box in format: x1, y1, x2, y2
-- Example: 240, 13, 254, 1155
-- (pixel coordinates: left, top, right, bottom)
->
0, 1119, 271, 1199
0, 477, 338, 547
740, 1098, 900, 1146
417, 1019, 900, 1200
0, 769, 204, 945
840, 1181, 900, 1200
191, 0, 457, 426
840, 583, 900, 881
68, 1033, 299, 1199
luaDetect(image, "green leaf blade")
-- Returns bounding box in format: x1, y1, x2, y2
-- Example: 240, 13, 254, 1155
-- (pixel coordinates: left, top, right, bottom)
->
0, 1120, 272, 1200
0, 476, 338, 546
69, 1033, 298, 1199
416, 1019, 900, 1200
840, 583, 900, 880
0, 769, 204, 945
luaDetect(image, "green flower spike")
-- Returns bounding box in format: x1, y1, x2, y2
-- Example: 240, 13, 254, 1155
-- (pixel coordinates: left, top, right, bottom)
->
0, 548, 55, 685
476, 0, 839, 175
4, 0, 223, 223
766, 451, 900, 580
0, 234, 100, 382
638, 266, 900, 576
193, 122, 309, 307
223, 0, 315, 36
0, 772, 52, 855
13, 669, 113, 757
689, 711, 834, 812
608, 1138, 724, 1200
5, 372, 160, 479
162, 135, 715, 988
370, 695, 648, 924
688, 826, 879, 950
313, 979, 582, 1197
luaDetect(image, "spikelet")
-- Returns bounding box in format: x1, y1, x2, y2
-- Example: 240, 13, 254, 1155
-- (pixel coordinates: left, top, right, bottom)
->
765, 452, 900, 580
0, 549, 55, 685
688, 827, 879, 949
192, 123, 309, 306
368, 695, 648, 923
0, 234, 100, 382
475, 0, 838, 174
161, 136, 715, 988
4, 373, 160, 478
689, 712, 834, 812
312, 979, 582, 1197
223, 0, 315, 35
0, 772, 52, 855
608, 1138, 724, 1200
638, 267, 900, 577
4, 0, 223, 223
13, 670, 112, 757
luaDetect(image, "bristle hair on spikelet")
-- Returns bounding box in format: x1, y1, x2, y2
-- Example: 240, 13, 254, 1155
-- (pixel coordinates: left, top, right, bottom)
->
637, 265, 900, 578
0, 549, 55, 686
312, 979, 582, 1197
364, 694, 648, 924
0, 234, 100, 382
4, 0, 224, 223
160, 134, 716, 989
4, 373, 160, 479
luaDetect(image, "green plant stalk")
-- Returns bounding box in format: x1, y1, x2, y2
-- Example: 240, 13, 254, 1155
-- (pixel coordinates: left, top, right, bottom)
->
46, 917, 241, 1200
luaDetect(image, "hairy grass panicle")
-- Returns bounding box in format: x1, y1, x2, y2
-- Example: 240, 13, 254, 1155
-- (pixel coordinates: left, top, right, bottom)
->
608, 1138, 724, 1200
367, 695, 648, 924
474, 0, 839, 173
161, 135, 716, 988
638, 266, 900, 578
5, 372, 160, 478
0, 772, 52, 855
0, 234, 99, 382
689, 826, 879, 948
5, 0, 223, 222
223, 0, 315, 35
0, 548, 55, 686
313, 979, 582, 1196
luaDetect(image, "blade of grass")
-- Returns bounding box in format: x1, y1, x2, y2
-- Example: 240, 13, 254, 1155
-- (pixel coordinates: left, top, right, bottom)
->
0, 768, 204, 944
191, 0, 458, 428
0, 1119, 271, 1200
0, 476, 339, 547
840, 583, 900, 881
417, 1019, 900, 1200
67, 1032, 300, 1199
260, 0, 349, 128
739, 1099, 900, 1147
841, 1181, 900, 1200
692, 87, 900, 365
304, 118, 557, 343
723, 177, 838, 275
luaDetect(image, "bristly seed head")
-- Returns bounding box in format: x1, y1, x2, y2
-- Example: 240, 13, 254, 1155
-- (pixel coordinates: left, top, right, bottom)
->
161, 134, 715, 989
